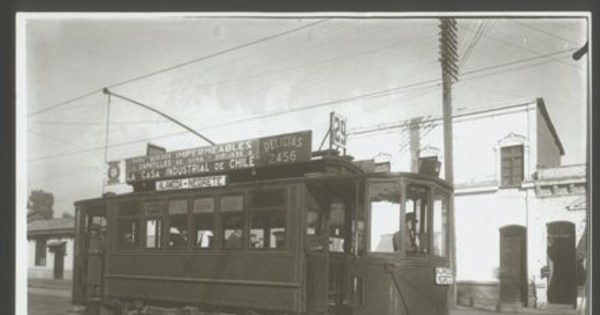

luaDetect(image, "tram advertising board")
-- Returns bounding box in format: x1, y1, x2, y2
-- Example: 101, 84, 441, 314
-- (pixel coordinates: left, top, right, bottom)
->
125, 130, 312, 183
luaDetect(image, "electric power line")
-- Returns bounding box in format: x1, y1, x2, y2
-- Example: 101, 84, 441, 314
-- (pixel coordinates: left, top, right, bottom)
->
511, 20, 580, 46
461, 21, 582, 72
28, 47, 576, 163
27, 19, 329, 117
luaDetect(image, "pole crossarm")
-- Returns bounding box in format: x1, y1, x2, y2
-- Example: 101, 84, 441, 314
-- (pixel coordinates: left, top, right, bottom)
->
102, 88, 216, 146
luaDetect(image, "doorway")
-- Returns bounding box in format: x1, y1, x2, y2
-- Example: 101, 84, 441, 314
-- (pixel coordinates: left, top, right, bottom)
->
48, 241, 67, 279
305, 182, 359, 315
499, 225, 527, 307
546, 221, 576, 306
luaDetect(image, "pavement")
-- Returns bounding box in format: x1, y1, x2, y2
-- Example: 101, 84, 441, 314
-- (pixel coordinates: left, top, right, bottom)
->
451, 305, 578, 315
28, 277, 72, 291
28, 278, 580, 315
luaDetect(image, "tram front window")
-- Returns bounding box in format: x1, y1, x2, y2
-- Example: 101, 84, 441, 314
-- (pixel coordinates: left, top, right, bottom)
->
369, 182, 401, 253
433, 189, 449, 257
405, 185, 430, 254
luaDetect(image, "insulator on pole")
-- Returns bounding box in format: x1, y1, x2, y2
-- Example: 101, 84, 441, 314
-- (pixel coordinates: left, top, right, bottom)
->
439, 17, 459, 83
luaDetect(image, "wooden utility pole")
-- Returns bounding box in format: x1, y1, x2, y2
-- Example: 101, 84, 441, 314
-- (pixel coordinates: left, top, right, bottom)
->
439, 17, 458, 308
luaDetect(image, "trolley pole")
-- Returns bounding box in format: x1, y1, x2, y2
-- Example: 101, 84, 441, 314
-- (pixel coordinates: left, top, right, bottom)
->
439, 17, 458, 309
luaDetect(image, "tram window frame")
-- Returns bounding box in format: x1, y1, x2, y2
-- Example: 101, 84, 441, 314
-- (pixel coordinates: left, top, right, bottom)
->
221, 194, 244, 249
167, 198, 190, 250
328, 200, 346, 253
193, 196, 216, 250
305, 190, 325, 251
432, 188, 450, 258
143, 201, 165, 250
117, 201, 142, 250
248, 189, 287, 251
404, 184, 431, 255
353, 183, 366, 256
367, 181, 402, 254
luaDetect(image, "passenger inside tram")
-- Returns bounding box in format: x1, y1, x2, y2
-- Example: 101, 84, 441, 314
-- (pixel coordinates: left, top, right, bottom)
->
225, 229, 243, 248
196, 230, 214, 248
391, 213, 417, 252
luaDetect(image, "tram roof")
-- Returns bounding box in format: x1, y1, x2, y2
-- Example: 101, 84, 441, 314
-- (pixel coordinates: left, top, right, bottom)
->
75, 155, 451, 206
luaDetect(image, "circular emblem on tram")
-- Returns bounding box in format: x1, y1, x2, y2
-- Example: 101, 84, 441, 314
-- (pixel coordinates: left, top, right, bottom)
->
107, 162, 121, 184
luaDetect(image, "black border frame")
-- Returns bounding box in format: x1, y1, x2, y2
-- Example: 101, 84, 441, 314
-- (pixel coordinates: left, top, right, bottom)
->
4, 1, 598, 315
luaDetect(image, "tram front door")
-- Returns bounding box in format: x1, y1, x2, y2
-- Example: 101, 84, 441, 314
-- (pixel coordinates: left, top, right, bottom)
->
306, 183, 359, 315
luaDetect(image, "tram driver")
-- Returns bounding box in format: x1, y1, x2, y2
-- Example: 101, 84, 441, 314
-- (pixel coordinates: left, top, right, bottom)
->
392, 213, 418, 253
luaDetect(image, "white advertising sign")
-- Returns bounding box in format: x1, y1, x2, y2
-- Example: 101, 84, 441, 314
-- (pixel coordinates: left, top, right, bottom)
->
155, 175, 227, 191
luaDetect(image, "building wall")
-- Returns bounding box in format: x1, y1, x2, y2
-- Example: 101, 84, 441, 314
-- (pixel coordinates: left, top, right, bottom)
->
451, 105, 536, 185
28, 236, 74, 280
527, 194, 586, 305
454, 187, 529, 282
536, 109, 562, 169
347, 99, 584, 308
347, 101, 540, 182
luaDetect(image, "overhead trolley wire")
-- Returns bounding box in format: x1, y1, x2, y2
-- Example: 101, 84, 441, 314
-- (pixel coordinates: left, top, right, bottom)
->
27, 19, 329, 118
510, 20, 580, 46
28, 46, 576, 163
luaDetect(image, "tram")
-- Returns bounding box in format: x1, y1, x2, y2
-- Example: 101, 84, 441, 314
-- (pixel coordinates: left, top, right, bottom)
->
72, 130, 454, 315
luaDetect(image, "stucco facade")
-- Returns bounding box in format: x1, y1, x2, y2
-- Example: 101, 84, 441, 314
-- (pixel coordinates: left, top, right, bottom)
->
347, 97, 586, 307
27, 218, 75, 280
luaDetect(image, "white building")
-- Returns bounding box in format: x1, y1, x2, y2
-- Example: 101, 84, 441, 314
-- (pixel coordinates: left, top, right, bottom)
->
28, 217, 75, 280
347, 97, 587, 308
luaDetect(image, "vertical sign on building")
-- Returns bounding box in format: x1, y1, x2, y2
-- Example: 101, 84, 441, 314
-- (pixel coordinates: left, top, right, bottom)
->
330, 111, 347, 155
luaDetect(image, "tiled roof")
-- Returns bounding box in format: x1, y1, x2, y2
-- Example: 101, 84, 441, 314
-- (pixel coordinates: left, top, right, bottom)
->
28, 217, 74, 236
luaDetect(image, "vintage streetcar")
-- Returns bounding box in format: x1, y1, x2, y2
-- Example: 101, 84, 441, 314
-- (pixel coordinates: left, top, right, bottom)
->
72, 130, 454, 315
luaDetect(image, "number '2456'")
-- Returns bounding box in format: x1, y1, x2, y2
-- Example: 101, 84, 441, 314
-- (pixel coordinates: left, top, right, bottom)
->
268, 150, 297, 164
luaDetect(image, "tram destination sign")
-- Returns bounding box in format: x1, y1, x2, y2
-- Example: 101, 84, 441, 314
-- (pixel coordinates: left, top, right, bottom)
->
156, 175, 227, 191
125, 130, 312, 183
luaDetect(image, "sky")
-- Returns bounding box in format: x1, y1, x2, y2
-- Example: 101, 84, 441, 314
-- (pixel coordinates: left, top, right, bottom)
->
19, 13, 589, 217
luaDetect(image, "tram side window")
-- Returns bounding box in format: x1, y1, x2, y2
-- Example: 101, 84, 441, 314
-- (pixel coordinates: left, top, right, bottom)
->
249, 189, 287, 250
369, 182, 401, 253
353, 188, 366, 255
329, 201, 345, 253
433, 190, 449, 257
193, 197, 215, 249
168, 199, 189, 249
144, 202, 164, 249
405, 185, 430, 254
306, 192, 325, 251
118, 201, 141, 249
221, 195, 244, 249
